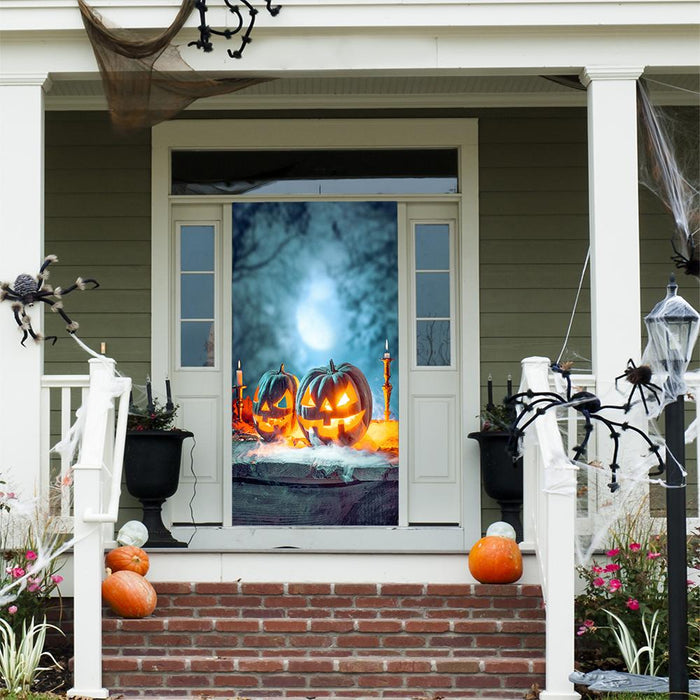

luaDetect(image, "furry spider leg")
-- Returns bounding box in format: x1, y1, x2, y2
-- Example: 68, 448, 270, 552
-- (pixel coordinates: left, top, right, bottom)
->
53, 278, 99, 296
670, 236, 700, 277
37, 297, 79, 333
37, 254, 58, 290
11, 303, 57, 346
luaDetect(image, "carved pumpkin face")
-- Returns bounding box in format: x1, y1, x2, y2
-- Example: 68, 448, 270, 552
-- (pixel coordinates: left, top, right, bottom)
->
253, 364, 299, 442
296, 360, 373, 446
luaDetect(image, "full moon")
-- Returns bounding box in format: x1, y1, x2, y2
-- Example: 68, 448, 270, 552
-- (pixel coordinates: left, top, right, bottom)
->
296, 278, 337, 350
296, 305, 334, 350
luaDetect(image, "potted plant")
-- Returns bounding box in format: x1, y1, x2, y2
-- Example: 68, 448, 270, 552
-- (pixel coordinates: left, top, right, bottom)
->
468, 398, 523, 542
123, 383, 193, 548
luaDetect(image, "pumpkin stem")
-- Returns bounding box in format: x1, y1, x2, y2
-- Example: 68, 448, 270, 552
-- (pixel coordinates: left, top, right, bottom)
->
329, 359, 336, 373
279, 363, 285, 373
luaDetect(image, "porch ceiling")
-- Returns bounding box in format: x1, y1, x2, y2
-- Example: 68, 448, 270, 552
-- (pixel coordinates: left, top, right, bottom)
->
46, 72, 698, 110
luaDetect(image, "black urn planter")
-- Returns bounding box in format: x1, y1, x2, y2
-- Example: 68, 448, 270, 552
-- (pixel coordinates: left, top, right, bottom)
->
123, 430, 193, 548
468, 430, 523, 541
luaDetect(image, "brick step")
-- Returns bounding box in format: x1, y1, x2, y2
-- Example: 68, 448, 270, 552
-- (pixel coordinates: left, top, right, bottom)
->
102, 653, 545, 698
101, 582, 546, 697
103, 615, 545, 656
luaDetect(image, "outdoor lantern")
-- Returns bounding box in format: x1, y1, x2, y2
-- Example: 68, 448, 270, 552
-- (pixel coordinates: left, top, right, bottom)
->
644, 274, 700, 401
644, 273, 698, 700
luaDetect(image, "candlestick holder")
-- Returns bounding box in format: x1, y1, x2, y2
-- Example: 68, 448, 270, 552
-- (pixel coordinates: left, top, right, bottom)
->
381, 355, 393, 422
233, 384, 247, 422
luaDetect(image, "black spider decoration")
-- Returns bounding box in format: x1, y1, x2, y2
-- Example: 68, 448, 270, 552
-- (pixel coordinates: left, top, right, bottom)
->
615, 359, 662, 414
506, 363, 665, 492
188, 0, 281, 59
670, 236, 700, 278
0, 255, 99, 346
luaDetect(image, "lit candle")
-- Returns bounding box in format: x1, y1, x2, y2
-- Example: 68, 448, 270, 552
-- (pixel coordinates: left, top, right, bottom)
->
383, 339, 391, 359
236, 360, 243, 387
507, 374, 513, 398
165, 376, 173, 412
146, 376, 154, 412
487, 374, 494, 408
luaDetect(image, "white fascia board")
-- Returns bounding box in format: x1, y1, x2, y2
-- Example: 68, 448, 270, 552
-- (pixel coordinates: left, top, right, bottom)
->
3, 26, 700, 75
1, 1, 699, 32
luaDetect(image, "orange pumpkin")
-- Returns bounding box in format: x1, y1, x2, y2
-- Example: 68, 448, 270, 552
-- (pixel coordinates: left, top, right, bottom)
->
102, 569, 157, 618
468, 535, 523, 584
105, 545, 150, 576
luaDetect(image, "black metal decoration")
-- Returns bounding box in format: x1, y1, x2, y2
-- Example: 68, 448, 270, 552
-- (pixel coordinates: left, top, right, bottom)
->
188, 0, 281, 59
0, 255, 99, 346
506, 363, 665, 492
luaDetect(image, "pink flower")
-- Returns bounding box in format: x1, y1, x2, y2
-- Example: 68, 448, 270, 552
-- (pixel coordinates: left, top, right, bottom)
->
626, 598, 640, 610
606, 548, 620, 557
576, 619, 597, 636
50, 574, 63, 585
647, 552, 662, 559
604, 563, 621, 572
608, 578, 622, 592
10, 567, 24, 579
27, 578, 40, 593
593, 577, 605, 587
629, 542, 641, 552
7, 606, 17, 615
25, 551, 37, 561
592, 566, 604, 573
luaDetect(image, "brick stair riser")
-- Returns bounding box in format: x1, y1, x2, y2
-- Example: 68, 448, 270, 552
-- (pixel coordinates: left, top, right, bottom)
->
102, 582, 546, 697
103, 656, 545, 698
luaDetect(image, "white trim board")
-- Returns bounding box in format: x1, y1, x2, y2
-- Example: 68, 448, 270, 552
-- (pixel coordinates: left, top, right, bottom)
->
152, 117, 482, 551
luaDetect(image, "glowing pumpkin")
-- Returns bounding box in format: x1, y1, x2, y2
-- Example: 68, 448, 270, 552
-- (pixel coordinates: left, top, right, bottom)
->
296, 360, 373, 446
468, 535, 523, 584
252, 364, 299, 441
105, 545, 150, 576
102, 569, 157, 618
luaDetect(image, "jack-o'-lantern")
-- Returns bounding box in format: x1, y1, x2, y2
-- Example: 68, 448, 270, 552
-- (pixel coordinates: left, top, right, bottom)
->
253, 364, 299, 441
296, 360, 373, 446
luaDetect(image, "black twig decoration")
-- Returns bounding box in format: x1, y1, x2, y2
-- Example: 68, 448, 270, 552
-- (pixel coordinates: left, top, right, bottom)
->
188, 0, 281, 59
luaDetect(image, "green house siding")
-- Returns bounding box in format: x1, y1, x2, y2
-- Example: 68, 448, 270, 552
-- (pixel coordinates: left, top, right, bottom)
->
43, 108, 697, 533
44, 112, 151, 382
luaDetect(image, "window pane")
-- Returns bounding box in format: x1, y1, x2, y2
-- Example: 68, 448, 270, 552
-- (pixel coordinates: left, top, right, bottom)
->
181, 321, 215, 367
416, 320, 451, 366
415, 224, 449, 270
181, 274, 214, 319
416, 272, 450, 318
173, 149, 458, 195
181, 226, 215, 271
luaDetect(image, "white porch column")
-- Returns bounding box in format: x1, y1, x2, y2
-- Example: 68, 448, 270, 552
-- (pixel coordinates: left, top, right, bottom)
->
580, 66, 644, 395
0, 74, 51, 500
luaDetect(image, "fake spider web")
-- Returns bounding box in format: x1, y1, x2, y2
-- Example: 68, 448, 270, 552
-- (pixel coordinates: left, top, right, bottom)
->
637, 79, 700, 277
511, 360, 676, 564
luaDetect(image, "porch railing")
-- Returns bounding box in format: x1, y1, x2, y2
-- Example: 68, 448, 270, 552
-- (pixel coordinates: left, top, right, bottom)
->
519, 357, 581, 700
40, 373, 89, 525
43, 358, 131, 699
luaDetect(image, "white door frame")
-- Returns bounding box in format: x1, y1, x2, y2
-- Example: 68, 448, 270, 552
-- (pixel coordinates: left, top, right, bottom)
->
152, 118, 481, 551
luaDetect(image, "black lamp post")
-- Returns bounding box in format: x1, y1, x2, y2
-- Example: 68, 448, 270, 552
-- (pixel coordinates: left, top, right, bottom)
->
644, 274, 699, 699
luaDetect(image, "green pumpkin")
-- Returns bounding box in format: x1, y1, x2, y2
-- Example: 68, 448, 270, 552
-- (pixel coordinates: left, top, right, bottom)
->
252, 364, 299, 442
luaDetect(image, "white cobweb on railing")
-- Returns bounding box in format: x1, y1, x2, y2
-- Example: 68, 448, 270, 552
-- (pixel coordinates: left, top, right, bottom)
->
0, 335, 130, 608
517, 355, 693, 566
